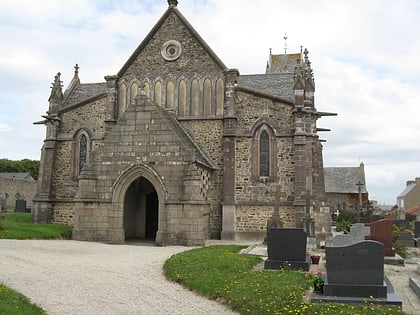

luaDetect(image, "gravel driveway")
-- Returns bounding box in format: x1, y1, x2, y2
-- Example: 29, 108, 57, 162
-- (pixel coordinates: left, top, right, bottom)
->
0, 240, 237, 315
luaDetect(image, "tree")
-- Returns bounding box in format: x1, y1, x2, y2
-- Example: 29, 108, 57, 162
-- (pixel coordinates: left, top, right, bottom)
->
0, 159, 40, 180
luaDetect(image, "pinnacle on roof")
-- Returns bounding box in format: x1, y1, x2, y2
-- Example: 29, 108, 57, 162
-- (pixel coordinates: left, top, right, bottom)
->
48, 72, 63, 101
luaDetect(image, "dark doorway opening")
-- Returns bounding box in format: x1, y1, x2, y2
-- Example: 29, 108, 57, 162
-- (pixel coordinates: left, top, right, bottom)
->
145, 191, 158, 239
124, 177, 158, 241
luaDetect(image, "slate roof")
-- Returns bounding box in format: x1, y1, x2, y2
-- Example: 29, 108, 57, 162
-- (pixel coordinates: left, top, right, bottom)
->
0, 173, 33, 180
63, 82, 107, 108
237, 73, 295, 102
324, 166, 367, 194
397, 183, 416, 198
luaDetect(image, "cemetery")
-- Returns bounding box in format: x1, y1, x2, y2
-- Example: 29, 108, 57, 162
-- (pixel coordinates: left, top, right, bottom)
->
248, 214, 420, 312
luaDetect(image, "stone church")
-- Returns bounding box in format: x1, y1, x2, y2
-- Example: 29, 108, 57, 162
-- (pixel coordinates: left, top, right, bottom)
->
33, 0, 334, 245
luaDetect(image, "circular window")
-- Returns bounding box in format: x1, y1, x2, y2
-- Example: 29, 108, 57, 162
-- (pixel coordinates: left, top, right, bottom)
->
161, 40, 182, 61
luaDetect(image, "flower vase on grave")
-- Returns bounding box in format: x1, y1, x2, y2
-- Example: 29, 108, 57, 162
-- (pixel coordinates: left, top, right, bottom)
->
313, 284, 324, 294
311, 255, 321, 264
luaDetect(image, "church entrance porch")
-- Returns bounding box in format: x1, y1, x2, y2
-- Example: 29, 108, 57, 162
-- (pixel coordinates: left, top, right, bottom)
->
124, 177, 158, 241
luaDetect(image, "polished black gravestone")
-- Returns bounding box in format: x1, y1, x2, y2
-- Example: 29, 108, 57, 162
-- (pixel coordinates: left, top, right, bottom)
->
264, 228, 310, 271
15, 199, 27, 213
312, 240, 402, 306
325, 241, 386, 297
414, 221, 420, 238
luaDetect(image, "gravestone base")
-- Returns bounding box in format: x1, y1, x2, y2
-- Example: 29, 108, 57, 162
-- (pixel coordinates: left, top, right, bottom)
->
409, 277, 420, 298
409, 263, 420, 298
384, 253, 405, 266
312, 276, 402, 307
324, 279, 387, 298
264, 254, 310, 271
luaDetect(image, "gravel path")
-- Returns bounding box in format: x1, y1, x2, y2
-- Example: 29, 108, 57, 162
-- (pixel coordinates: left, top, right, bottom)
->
0, 240, 238, 315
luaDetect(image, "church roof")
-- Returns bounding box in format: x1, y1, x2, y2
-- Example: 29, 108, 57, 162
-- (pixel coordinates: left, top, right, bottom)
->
0, 173, 34, 180
62, 82, 107, 108
237, 73, 295, 102
324, 165, 368, 194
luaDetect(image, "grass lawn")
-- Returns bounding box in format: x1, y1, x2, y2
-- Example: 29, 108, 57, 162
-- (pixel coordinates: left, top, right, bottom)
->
0, 284, 46, 315
0, 212, 72, 239
164, 245, 406, 315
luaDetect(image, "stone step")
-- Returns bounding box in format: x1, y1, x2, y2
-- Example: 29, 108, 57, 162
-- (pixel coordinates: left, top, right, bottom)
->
409, 276, 420, 298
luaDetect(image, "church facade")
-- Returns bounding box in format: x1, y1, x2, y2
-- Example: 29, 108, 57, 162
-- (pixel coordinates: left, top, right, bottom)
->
33, 0, 333, 245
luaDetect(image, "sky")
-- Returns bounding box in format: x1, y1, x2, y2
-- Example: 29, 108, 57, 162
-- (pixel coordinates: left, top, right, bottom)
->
0, 0, 419, 205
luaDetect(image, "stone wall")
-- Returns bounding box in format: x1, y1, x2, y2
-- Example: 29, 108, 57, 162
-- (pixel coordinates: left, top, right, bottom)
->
236, 205, 295, 232
181, 119, 224, 238
51, 202, 74, 225
119, 11, 225, 121
50, 96, 107, 224
0, 177, 37, 209
234, 91, 295, 204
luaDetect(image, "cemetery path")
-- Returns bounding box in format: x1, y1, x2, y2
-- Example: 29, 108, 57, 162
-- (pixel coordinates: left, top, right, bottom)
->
0, 239, 238, 315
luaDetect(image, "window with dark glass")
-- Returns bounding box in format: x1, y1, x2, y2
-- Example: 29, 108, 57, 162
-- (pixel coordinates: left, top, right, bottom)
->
79, 134, 87, 173
260, 130, 269, 177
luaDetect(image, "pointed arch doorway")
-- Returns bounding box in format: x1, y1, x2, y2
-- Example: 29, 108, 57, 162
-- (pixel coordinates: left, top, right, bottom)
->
123, 177, 158, 240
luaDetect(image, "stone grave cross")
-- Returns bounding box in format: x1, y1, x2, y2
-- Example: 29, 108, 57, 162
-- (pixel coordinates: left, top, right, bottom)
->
302, 190, 314, 237
270, 185, 285, 228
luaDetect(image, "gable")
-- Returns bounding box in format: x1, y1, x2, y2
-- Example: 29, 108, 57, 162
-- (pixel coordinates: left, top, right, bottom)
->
118, 6, 226, 80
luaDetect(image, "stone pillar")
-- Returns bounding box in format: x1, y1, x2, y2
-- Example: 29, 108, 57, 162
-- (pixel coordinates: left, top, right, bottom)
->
221, 68, 239, 240
33, 73, 63, 223
104, 75, 119, 131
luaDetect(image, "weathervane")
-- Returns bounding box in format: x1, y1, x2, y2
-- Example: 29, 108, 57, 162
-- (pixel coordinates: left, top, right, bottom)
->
283, 33, 288, 54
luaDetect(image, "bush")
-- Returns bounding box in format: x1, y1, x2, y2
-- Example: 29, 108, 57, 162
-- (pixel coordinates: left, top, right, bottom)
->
336, 210, 356, 232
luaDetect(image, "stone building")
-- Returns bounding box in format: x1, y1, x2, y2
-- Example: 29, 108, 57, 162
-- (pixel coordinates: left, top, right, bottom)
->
33, 0, 334, 245
0, 173, 37, 209
397, 177, 420, 213
324, 163, 369, 213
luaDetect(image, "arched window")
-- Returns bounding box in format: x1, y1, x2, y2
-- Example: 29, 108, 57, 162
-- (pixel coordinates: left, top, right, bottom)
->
251, 123, 277, 182
72, 131, 91, 178
79, 134, 88, 173
260, 130, 269, 177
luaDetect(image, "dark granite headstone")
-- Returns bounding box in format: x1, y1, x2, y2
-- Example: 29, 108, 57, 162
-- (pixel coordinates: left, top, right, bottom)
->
393, 219, 409, 230
365, 219, 395, 256
15, 199, 27, 213
324, 241, 387, 298
395, 231, 415, 247
0, 199, 6, 212
264, 228, 310, 270
414, 221, 420, 238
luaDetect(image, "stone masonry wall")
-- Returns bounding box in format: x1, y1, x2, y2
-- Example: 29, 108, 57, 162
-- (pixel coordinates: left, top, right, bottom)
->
50, 96, 107, 224
51, 202, 74, 225
234, 91, 295, 204
181, 119, 224, 238
0, 177, 37, 208
53, 97, 106, 200
236, 205, 295, 232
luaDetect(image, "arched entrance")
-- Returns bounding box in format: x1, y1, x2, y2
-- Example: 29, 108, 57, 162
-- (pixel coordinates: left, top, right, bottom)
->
123, 177, 158, 240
